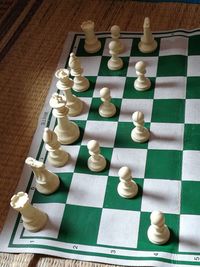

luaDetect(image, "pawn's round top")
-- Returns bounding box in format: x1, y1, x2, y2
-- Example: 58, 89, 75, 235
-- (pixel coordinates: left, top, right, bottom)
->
132, 111, 144, 123
118, 166, 131, 180
100, 87, 110, 99
87, 140, 99, 153
135, 61, 146, 72
55, 68, 70, 81
49, 93, 66, 108
109, 40, 118, 51
150, 211, 165, 226
10, 192, 29, 209
111, 25, 120, 36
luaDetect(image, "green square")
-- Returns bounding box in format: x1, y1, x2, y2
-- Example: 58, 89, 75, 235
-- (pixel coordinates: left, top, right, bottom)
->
145, 150, 182, 180
186, 77, 200, 99
157, 55, 187, 77
115, 122, 149, 149
188, 35, 200, 55
98, 56, 129, 77
72, 76, 96, 98
74, 145, 113, 175
131, 38, 160, 57
137, 212, 179, 252
32, 173, 73, 204
181, 181, 200, 214
151, 99, 185, 123
58, 205, 101, 245
88, 98, 121, 121
75, 37, 106, 57
103, 176, 143, 211
184, 124, 200, 150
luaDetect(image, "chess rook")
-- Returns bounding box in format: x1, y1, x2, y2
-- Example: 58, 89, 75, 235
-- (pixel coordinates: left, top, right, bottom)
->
111, 25, 124, 53
81, 20, 101, 53
87, 140, 106, 172
107, 40, 123, 70
134, 61, 151, 91
49, 93, 80, 144
43, 128, 69, 167
138, 17, 157, 53
10, 192, 48, 232
131, 111, 150, 143
99, 87, 116, 117
25, 157, 60, 194
147, 211, 170, 245
68, 53, 90, 92
55, 68, 83, 116
117, 166, 138, 198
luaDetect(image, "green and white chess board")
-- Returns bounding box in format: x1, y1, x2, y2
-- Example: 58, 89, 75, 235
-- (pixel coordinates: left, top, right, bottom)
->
2, 30, 200, 267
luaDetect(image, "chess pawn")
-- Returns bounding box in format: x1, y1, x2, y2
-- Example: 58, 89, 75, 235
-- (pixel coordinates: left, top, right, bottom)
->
55, 68, 83, 116
87, 140, 106, 172
43, 128, 69, 167
99, 87, 116, 117
10, 192, 48, 232
134, 61, 151, 91
25, 157, 60, 194
138, 17, 157, 53
111, 25, 124, 53
147, 211, 170, 245
81, 20, 101, 53
49, 93, 80, 144
117, 166, 138, 198
131, 111, 150, 143
107, 40, 123, 70
68, 53, 90, 92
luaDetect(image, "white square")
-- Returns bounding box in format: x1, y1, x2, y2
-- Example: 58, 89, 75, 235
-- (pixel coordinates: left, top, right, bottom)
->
159, 36, 188, 56
69, 97, 92, 121
182, 151, 200, 181
109, 148, 147, 178
154, 77, 186, 99
185, 99, 200, 123
23, 203, 65, 238
119, 99, 153, 122
93, 76, 126, 98
141, 179, 181, 214
127, 57, 158, 77
79, 56, 102, 76
82, 120, 117, 147
103, 38, 133, 57
148, 123, 184, 150
67, 173, 107, 208
179, 214, 200, 252
97, 209, 140, 248
187, 56, 200, 76
45, 145, 80, 173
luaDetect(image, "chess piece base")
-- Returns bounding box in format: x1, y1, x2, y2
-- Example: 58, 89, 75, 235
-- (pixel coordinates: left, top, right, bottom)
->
107, 58, 123, 70
134, 78, 151, 91
23, 212, 48, 232
147, 225, 170, 245
99, 103, 116, 118
67, 97, 83, 117
138, 40, 157, 53
47, 150, 69, 167
84, 40, 101, 53
88, 156, 106, 172
117, 181, 138, 198
55, 123, 80, 145
131, 128, 150, 143
36, 175, 60, 195
73, 77, 90, 92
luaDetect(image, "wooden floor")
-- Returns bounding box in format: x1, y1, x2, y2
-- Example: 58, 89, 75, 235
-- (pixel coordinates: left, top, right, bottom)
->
0, 0, 200, 265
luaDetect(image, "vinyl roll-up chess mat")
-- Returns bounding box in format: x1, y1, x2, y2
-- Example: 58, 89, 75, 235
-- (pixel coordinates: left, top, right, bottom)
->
2, 29, 200, 267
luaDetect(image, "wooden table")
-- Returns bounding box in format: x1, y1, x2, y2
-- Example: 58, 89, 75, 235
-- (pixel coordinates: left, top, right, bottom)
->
0, 0, 199, 266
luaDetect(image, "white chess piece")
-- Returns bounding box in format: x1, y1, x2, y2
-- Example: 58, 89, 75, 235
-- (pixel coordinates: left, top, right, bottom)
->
147, 211, 170, 245
49, 93, 80, 144
138, 17, 157, 53
99, 87, 116, 117
68, 52, 90, 92
131, 111, 150, 143
10, 192, 48, 232
111, 25, 123, 53
134, 61, 151, 91
117, 166, 138, 198
25, 157, 60, 194
87, 140, 106, 172
43, 128, 69, 167
55, 68, 83, 116
107, 40, 123, 70
81, 20, 101, 53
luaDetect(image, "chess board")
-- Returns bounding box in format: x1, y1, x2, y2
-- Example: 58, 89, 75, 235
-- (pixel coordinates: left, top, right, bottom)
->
1, 29, 200, 267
